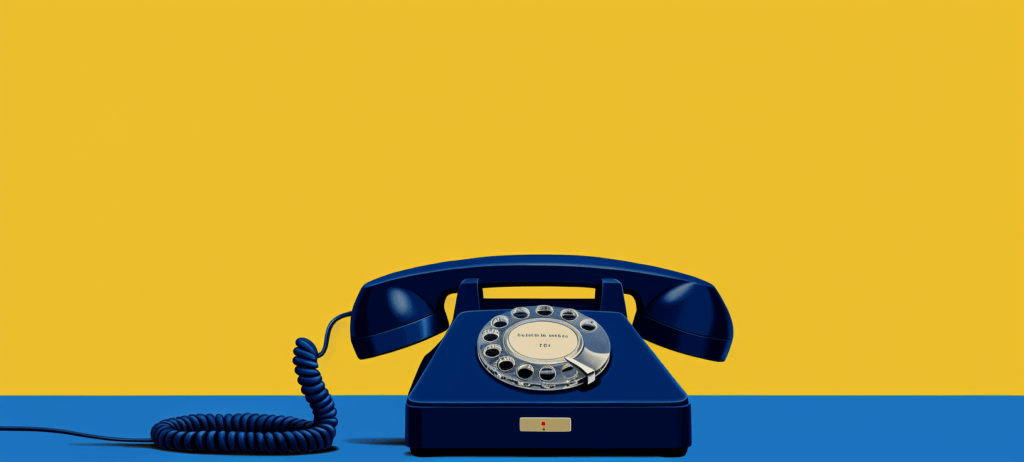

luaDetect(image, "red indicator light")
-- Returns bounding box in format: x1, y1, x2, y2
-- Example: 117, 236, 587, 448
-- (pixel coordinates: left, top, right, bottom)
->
541, 422, 545, 426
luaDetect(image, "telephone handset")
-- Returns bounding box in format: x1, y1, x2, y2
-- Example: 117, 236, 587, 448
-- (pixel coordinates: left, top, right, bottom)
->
350, 254, 733, 362
0, 255, 732, 457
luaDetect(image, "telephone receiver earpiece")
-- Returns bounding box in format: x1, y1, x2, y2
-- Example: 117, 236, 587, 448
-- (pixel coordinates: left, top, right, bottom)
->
349, 255, 733, 361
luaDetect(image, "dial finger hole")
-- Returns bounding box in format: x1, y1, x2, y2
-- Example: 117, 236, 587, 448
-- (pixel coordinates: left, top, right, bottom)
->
560, 309, 578, 321
580, 319, 597, 331
562, 363, 578, 378
539, 366, 556, 381
491, 315, 510, 328
516, 364, 535, 379
536, 305, 553, 316
483, 344, 502, 358
511, 307, 530, 319
481, 328, 500, 342
497, 356, 515, 371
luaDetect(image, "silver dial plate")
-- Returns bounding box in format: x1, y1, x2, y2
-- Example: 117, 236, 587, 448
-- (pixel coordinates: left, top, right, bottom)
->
476, 306, 611, 391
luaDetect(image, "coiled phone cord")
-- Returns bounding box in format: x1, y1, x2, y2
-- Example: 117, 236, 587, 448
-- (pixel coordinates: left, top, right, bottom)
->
0, 312, 351, 454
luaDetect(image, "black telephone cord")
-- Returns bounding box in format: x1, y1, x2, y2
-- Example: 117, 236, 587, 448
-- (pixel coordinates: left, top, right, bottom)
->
0, 312, 351, 454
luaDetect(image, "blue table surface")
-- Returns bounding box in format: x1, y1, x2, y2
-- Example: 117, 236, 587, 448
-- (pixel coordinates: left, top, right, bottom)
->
1, 396, 1021, 461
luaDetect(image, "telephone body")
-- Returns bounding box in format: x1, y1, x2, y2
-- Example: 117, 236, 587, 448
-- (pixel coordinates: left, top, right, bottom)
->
349, 255, 733, 456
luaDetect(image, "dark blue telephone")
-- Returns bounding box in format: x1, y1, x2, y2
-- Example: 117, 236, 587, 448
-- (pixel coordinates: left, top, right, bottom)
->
0, 255, 733, 457
354, 255, 733, 456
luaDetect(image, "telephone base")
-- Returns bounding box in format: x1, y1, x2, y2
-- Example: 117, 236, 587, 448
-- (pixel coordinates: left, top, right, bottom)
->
406, 311, 693, 455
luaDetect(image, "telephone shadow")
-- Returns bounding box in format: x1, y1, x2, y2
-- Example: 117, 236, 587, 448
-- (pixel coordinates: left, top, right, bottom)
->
402, 448, 683, 458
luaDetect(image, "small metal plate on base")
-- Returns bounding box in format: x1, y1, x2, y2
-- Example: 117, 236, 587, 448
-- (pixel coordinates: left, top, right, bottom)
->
476, 306, 611, 391
520, 417, 571, 432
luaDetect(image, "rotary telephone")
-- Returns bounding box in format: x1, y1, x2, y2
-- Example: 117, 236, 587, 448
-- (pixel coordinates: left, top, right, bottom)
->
1, 255, 733, 457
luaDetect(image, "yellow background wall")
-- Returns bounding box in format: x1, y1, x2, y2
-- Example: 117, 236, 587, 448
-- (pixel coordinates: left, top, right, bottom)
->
0, 0, 1021, 396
